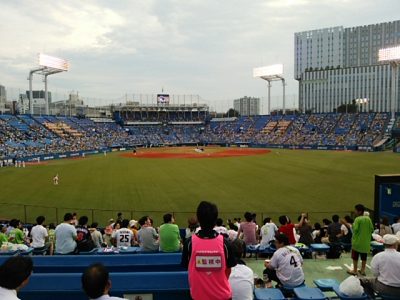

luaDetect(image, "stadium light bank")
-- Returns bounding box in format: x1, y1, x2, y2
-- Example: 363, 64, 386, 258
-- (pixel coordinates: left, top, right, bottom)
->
253, 64, 286, 115
378, 45, 400, 119
28, 53, 69, 115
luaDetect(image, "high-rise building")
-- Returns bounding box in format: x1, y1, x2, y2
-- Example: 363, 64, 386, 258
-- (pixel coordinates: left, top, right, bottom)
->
295, 20, 400, 113
233, 96, 260, 116
0, 85, 6, 104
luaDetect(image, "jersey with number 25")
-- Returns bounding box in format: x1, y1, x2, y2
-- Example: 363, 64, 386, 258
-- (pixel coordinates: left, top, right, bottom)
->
113, 228, 133, 247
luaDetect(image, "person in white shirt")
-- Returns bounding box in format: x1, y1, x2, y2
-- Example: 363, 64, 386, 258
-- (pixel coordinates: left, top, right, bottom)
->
360, 234, 400, 298
392, 216, 400, 234
260, 217, 278, 248
55, 213, 77, 254
0, 256, 33, 300
111, 219, 133, 248
82, 263, 127, 300
30, 215, 49, 250
263, 233, 304, 288
214, 218, 228, 236
229, 239, 254, 300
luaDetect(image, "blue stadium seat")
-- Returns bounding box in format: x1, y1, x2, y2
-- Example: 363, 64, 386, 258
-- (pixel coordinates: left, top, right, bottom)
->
0, 253, 184, 273
19, 271, 190, 300
254, 288, 285, 300
293, 286, 326, 300
313, 278, 340, 291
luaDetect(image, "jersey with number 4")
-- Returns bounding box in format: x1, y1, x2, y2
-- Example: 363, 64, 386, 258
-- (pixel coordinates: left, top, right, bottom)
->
270, 246, 304, 286
113, 228, 133, 247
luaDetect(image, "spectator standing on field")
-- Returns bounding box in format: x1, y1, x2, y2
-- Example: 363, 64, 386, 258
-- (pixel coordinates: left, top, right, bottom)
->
348, 204, 374, 276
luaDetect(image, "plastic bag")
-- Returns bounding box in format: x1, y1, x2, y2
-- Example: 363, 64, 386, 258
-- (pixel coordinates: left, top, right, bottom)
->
339, 276, 364, 297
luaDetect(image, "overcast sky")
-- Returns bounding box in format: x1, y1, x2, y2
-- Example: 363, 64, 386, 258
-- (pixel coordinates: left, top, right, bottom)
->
0, 0, 399, 112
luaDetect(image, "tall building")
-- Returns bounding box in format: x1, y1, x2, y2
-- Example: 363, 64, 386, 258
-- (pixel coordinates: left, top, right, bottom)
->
233, 96, 260, 116
295, 20, 400, 113
0, 85, 6, 104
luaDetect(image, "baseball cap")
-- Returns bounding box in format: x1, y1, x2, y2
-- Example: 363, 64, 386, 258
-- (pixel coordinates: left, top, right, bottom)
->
383, 234, 399, 245
129, 220, 138, 228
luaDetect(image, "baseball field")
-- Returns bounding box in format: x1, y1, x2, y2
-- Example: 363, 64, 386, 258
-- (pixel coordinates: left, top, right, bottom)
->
0, 147, 399, 226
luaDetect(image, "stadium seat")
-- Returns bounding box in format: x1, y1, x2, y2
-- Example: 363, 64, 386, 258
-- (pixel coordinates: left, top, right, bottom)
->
332, 285, 368, 300
313, 278, 340, 291
281, 282, 306, 294
293, 286, 326, 300
78, 248, 98, 255
0, 253, 184, 273
19, 271, 190, 300
310, 243, 330, 258
254, 288, 285, 300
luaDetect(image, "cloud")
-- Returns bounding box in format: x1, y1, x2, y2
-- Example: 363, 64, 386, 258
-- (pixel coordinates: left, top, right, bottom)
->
0, 0, 400, 112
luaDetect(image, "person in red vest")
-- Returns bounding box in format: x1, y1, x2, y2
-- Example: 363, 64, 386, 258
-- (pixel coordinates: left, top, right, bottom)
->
181, 201, 236, 300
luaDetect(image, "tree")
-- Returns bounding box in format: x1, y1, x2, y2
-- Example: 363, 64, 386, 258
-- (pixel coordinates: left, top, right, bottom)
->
225, 108, 240, 118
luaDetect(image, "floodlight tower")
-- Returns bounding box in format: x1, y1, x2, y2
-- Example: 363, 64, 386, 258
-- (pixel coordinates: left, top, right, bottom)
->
378, 46, 400, 119
28, 54, 69, 115
253, 64, 285, 115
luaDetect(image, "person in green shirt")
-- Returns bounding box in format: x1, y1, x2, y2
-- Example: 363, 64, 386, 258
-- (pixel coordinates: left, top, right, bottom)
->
0, 225, 8, 247
348, 204, 374, 276
8, 219, 26, 245
159, 213, 181, 252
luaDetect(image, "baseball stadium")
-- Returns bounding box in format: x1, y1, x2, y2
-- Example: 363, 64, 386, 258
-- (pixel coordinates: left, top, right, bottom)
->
1, 4, 400, 300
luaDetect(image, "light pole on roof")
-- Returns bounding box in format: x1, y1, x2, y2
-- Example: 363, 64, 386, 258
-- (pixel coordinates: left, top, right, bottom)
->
253, 64, 285, 115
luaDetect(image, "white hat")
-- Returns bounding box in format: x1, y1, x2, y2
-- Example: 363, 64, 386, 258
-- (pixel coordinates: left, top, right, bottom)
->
383, 234, 399, 245
129, 220, 138, 228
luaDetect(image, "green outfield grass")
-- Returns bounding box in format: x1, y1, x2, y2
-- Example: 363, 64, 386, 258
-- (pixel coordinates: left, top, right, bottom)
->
0, 148, 399, 226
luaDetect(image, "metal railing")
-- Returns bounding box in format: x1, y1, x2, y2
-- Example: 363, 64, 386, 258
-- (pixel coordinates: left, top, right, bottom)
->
0, 201, 352, 228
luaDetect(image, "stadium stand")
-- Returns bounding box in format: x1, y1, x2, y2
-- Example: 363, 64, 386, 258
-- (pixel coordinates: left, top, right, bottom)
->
0, 112, 393, 161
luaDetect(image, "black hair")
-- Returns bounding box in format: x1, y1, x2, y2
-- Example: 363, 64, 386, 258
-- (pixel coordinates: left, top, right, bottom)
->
117, 212, 122, 217
196, 201, 218, 231
278, 215, 288, 225
64, 213, 73, 222
121, 219, 130, 228
263, 217, 271, 224
81, 263, 109, 299
355, 204, 365, 214
48, 223, 56, 230
36, 216, 45, 225
244, 212, 252, 222
9, 219, 20, 228
344, 215, 353, 223
78, 216, 89, 226
322, 218, 331, 225
275, 233, 289, 246
216, 218, 224, 226
332, 215, 339, 223
91, 222, 98, 229
314, 222, 321, 230
0, 257, 33, 289
381, 216, 390, 226
163, 213, 173, 224
231, 239, 246, 260
394, 216, 399, 223
138, 216, 149, 226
